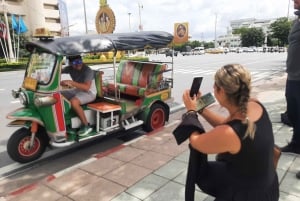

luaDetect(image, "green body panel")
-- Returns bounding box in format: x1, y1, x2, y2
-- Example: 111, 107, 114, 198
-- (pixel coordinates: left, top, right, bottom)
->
8, 107, 43, 125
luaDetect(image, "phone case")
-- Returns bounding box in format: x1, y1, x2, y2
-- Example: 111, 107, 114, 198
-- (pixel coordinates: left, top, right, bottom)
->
196, 92, 216, 111
190, 77, 203, 97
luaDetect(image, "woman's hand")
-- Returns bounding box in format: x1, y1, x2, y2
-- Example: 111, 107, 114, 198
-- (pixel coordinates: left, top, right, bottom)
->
182, 89, 200, 111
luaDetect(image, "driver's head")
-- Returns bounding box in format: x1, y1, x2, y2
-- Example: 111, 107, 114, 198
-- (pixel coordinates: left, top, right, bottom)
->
68, 55, 83, 69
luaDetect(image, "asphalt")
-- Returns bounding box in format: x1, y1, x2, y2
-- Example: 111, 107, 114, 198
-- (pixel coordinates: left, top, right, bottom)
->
1, 72, 300, 201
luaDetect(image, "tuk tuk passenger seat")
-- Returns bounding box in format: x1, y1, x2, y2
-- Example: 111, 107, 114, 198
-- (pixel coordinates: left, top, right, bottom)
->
104, 60, 167, 97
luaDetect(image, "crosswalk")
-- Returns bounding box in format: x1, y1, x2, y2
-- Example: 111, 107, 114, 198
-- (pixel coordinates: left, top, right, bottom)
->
174, 68, 283, 83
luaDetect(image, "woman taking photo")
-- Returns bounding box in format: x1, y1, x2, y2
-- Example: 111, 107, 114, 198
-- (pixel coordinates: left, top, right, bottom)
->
175, 64, 279, 201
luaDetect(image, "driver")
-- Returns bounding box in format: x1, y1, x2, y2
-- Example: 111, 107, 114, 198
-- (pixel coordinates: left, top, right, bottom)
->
60, 55, 96, 136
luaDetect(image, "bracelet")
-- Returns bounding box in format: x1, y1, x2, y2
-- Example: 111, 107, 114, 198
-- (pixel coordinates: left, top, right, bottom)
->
182, 110, 198, 120
198, 108, 204, 114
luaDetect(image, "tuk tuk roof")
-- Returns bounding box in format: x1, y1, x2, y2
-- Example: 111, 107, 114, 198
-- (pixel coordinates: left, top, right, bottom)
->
26, 31, 173, 56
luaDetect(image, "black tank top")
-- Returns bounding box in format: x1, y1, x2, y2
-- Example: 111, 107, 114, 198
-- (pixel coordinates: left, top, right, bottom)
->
218, 102, 279, 200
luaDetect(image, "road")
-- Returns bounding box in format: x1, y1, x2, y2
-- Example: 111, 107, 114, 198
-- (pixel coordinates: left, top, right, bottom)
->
0, 52, 287, 189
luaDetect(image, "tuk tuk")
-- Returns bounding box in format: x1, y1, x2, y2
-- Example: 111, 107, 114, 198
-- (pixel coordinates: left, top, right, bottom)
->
6, 31, 174, 163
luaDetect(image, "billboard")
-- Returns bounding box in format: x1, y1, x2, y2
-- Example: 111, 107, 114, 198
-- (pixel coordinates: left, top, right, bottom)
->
173, 22, 189, 44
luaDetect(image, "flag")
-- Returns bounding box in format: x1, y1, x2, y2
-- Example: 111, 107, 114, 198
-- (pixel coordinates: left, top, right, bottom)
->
18, 16, 28, 33
0, 20, 7, 39
11, 14, 28, 34
11, 14, 18, 30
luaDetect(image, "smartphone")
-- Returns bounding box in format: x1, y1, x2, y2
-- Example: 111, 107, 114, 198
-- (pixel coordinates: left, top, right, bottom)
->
189, 77, 203, 97
196, 92, 216, 111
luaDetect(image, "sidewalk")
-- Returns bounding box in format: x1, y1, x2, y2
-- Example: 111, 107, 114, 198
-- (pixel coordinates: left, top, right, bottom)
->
2, 72, 300, 201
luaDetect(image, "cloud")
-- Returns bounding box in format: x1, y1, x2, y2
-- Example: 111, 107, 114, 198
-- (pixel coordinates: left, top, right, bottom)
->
65, 0, 293, 41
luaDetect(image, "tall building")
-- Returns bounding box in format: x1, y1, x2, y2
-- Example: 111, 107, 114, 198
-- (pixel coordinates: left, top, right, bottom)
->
1, 0, 68, 37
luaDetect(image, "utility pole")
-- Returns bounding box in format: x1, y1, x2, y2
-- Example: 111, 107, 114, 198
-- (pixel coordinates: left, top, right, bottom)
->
128, 12, 131, 31
138, 2, 143, 31
0, 0, 15, 62
287, 0, 290, 18
214, 13, 218, 48
83, 0, 88, 34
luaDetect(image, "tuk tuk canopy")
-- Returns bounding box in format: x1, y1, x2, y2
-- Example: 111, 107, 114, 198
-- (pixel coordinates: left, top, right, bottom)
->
26, 31, 174, 56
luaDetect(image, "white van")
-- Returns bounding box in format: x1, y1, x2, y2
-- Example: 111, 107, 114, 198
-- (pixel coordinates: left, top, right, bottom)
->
193, 47, 205, 55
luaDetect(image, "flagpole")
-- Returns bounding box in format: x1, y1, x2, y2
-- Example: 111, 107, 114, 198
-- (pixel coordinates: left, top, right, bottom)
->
16, 15, 20, 62
0, 38, 8, 62
0, 0, 14, 62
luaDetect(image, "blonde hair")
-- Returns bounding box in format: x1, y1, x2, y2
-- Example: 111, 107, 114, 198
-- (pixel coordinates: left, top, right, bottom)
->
214, 64, 256, 139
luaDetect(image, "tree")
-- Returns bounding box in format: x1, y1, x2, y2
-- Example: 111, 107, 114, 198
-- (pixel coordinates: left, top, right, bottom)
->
269, 17, 292, 46
240, 28, 265, 47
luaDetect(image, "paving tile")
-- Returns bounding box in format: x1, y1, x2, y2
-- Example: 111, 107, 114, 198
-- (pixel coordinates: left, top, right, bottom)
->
130, 136, 168, 151
111, 192, 141, 201
56, 196, 73, 201
278, 154, 296, 172
68, 177, 126, 201
108, 147, 146, 162
6, 185, 62, 201
154, 160, 187, 180
277, 168, 286, 183
45, 169, 98, 195
289, 156, 300, 173
279, 191, 300, 201
151, 141, 188, 157
280, 172, 300, 197
126, 174, 169, 200
174, 150, 189, 163
80, 156, 124, 176
143, 181, 208, 201
173, 169, 187, 185
130, 151, 173, 170
103, 163, 152, 187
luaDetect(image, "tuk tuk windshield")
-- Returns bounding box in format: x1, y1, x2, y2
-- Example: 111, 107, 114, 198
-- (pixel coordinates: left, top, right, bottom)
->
26, 52, 56, 85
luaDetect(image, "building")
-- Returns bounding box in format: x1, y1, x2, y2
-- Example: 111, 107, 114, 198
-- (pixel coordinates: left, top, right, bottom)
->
216, 18, 277, 48
0, 0, 68, 37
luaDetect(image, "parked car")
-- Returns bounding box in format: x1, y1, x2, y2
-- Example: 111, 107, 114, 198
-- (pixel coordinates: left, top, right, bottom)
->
181, 45, 193, 56
165, 49, 178, 57
193, 47, 205, 55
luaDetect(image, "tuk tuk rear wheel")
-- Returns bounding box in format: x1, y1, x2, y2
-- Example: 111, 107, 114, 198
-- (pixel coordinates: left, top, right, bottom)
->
143, 103, 166, 132
7, 127, 48, 163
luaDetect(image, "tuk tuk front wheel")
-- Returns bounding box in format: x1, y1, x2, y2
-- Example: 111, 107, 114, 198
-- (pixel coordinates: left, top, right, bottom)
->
143, 103, 166, 132
7, 127, 48, 163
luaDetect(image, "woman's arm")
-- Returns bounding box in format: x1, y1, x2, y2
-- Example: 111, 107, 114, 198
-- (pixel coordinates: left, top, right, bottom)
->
200, 107, 228, 127
189, 125, 241, 154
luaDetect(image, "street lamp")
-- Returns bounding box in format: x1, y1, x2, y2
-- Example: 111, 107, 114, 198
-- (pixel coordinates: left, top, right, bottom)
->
214, 13, 218, 48
128, 12, 131, 31
138, 2, 143, 31
83, 0, 88, 34
287, 0, 291, 18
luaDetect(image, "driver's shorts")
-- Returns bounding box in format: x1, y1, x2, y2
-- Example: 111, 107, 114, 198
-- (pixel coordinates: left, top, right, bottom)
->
61, 89, 96, 105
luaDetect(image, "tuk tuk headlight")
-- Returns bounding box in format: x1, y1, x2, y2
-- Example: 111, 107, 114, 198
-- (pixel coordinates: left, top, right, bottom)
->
11, 89, 20, 99
34, 96, 57, 107
19, 92, 28, 105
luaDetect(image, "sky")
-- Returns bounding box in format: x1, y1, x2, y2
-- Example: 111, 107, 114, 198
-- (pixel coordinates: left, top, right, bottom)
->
64, 0, 295, 41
